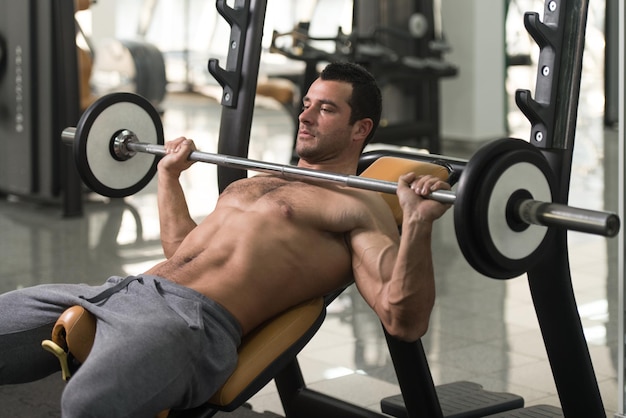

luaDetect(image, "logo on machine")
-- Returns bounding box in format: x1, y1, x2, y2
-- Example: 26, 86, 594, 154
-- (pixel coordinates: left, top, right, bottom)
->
14, 45, 24, 133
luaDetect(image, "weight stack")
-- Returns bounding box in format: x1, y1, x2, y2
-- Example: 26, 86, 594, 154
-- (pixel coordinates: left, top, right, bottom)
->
0, 0, 80, 201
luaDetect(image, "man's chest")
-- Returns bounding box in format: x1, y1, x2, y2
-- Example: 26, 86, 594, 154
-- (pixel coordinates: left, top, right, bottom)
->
217, 175, 367, 230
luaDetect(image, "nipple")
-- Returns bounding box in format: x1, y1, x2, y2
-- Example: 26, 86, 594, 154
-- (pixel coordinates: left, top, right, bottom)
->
279, 201, 294, 219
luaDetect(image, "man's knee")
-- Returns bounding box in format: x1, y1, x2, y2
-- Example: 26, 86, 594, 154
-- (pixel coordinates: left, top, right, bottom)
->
61, 385, 100, 418
61, 373, 166, 418
61, 380, 130, 418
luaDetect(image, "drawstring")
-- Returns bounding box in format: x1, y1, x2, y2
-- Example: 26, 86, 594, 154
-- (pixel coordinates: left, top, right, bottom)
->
80, 276, 143, 303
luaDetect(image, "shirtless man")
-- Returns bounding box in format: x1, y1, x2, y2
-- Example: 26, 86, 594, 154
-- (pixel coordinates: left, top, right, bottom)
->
0, 63, 450, 417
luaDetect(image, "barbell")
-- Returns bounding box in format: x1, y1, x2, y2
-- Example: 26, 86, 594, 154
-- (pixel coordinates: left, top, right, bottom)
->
62, 92, 620, 279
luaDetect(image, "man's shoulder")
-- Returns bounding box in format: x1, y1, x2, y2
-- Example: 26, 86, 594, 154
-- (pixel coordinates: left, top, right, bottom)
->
345, 188, 400, 230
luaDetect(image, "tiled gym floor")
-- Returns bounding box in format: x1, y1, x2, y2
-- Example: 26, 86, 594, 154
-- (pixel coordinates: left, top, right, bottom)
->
0, 39, 620, 418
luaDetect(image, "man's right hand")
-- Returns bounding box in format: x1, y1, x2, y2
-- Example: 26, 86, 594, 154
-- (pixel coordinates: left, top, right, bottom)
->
158, 137, 197, 177
397, 173, 452, 224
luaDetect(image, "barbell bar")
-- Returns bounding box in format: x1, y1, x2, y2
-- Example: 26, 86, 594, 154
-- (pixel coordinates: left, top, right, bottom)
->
61, 125, 619, 239
62, 92, 621, 280
62, 126, 453, 200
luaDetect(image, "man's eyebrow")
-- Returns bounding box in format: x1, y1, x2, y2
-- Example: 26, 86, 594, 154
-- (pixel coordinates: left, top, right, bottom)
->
319, 99, 339, 107
302, 96, 340, 108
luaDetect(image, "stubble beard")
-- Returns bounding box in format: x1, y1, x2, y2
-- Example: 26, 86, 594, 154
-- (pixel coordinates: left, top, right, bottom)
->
295, 135, 318, 160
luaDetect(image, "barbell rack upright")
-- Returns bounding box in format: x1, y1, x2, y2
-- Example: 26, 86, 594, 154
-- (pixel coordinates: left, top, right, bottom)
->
516, 0, 605, 415
208, 0, 268, 193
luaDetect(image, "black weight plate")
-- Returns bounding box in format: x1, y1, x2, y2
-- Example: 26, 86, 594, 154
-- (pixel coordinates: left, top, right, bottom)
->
74, 93, 164, 197
92, 40, 167, 106
473, 148, 555, 278
454, 139, 526, 279
122, 40, 167, 105
454, 138, 555, 279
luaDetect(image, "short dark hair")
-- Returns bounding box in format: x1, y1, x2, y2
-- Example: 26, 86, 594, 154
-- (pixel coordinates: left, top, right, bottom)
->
320, 62, 382, 147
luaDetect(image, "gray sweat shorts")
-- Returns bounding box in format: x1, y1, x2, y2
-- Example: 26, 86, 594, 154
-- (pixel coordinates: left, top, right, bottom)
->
0, 274, 242, 418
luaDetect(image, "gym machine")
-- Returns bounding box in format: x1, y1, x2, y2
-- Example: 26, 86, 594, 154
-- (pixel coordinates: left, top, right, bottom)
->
88, 0, 167, 108
607, 1, 626, 418
268, 0, 457, 155
384, 0, 606, 415
605, 0, 619, 127
0, 0, 82, 217
202, 0, 607, 416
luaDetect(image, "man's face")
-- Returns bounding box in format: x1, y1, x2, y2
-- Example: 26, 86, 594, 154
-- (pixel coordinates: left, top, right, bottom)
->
296, 78, 355, 162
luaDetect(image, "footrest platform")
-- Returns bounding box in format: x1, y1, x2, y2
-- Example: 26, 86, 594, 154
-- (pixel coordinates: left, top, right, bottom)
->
483, 404, 563, 417
381, 381, 524, 417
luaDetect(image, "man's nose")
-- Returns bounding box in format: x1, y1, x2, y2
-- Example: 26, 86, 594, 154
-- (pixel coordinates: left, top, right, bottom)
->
298, 107, 313, 125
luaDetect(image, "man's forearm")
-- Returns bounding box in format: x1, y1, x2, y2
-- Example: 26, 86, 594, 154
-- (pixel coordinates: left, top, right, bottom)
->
385, 219, 436, 341
157, 172, 196, 258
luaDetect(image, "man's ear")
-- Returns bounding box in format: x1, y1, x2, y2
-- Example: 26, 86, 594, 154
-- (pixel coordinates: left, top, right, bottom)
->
353, 118, 374, 142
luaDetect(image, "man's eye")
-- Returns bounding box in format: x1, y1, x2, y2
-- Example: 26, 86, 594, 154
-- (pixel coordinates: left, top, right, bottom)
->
321, 107, 333, 113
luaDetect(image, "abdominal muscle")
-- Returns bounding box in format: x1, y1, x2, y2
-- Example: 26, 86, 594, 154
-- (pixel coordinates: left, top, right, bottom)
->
145, 180, 357, 334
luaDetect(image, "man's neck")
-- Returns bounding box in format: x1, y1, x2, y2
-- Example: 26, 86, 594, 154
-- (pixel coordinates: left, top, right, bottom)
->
296, 158, 359, 176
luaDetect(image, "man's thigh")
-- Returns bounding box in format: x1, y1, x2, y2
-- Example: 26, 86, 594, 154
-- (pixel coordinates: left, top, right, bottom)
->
62, 278, 239, 417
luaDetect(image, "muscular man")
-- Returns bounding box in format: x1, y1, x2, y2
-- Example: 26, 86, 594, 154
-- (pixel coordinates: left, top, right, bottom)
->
0, 63, 451, 417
